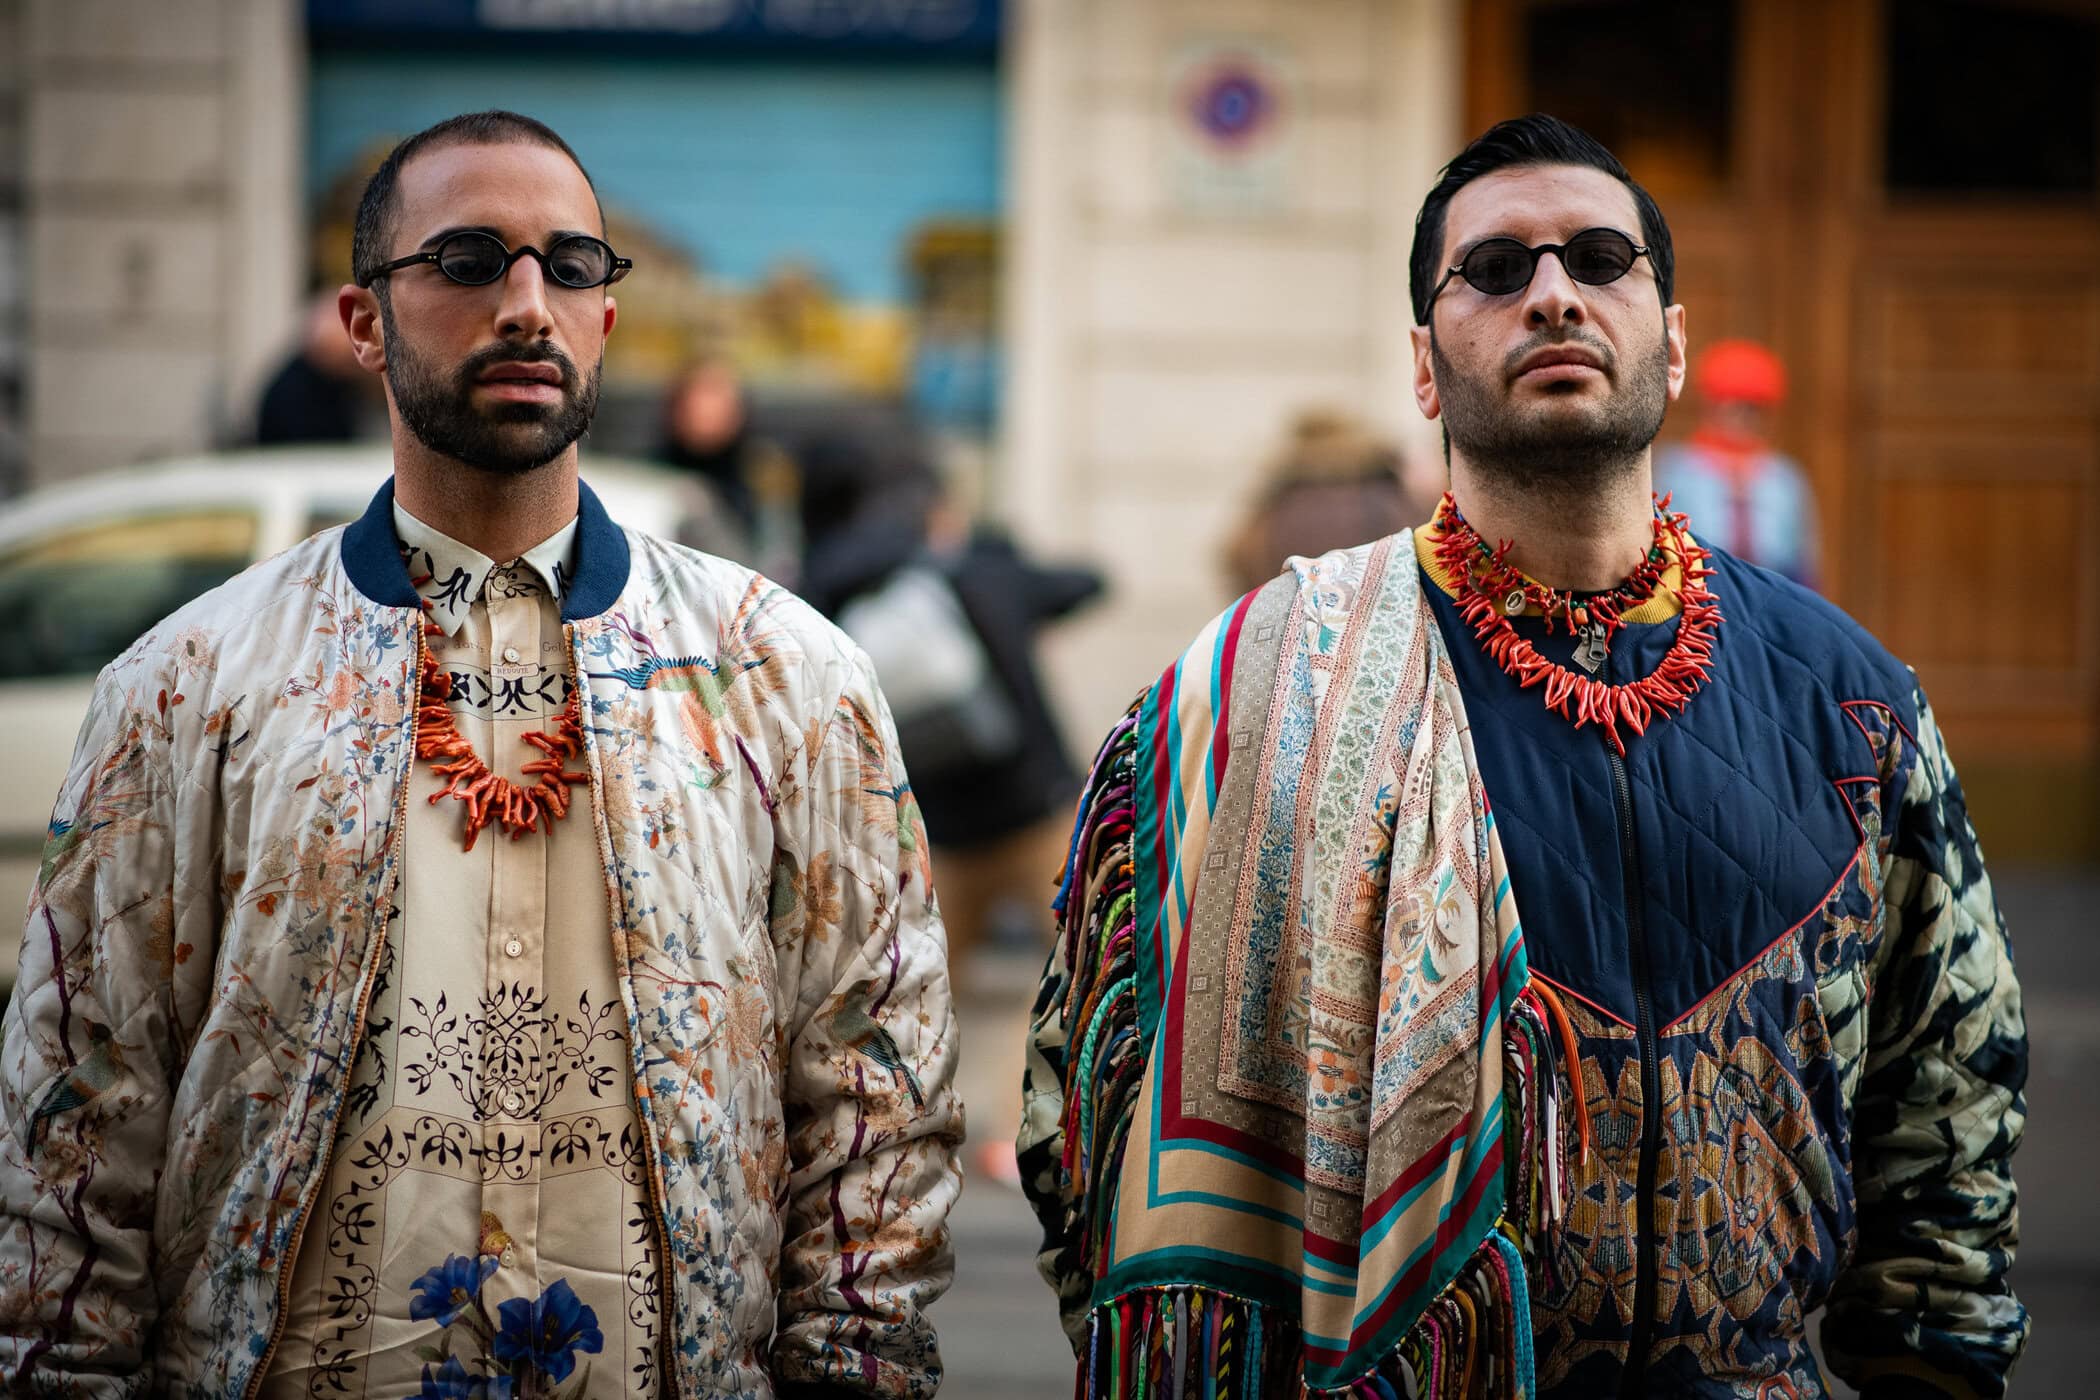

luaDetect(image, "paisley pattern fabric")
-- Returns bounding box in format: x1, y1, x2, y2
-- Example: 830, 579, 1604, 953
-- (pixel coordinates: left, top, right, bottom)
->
1020, 540, 1546, 1395
0, 480, 961, 1399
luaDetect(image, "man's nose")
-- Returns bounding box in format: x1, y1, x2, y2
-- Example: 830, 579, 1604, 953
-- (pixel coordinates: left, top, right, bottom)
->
1519, 249, 1587, 329
493, 253, 555, 340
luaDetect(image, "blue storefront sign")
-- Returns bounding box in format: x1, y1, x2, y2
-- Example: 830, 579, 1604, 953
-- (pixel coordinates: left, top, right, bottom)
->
308, 0, 1001, 55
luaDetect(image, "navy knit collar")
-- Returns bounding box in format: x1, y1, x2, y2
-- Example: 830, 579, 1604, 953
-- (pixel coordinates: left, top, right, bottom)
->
341, 476, 631, 623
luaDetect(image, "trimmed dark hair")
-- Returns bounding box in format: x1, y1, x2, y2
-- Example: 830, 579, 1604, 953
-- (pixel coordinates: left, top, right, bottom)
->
351, 110, 600, 289
1408, 113, 1674, 326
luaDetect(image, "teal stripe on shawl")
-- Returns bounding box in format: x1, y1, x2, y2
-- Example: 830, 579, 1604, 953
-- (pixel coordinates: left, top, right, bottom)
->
1089, 540, 1534, 1394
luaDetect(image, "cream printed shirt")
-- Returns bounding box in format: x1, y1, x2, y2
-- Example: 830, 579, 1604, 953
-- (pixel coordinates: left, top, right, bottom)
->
261, 505, 659, 1399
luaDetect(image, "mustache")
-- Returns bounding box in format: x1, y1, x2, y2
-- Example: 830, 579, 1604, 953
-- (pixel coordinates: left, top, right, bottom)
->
1502, 330, 1615, 381
456, 340, 579, 388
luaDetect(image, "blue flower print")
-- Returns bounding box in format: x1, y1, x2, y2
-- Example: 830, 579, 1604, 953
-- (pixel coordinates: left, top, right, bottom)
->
410, 1355, 514, 1400
490, 1278, 605, 1383
407, 1252, 498, 1327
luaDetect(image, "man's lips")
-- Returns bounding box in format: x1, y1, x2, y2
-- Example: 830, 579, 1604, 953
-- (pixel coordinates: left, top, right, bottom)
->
477, 361, 565, 401
1514, 347, 1606, 382
479, 361, 563, 386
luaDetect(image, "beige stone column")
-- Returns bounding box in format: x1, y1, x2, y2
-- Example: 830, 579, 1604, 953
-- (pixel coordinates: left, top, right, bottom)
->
998, 0, 1465, 742
22, 0, 304, 486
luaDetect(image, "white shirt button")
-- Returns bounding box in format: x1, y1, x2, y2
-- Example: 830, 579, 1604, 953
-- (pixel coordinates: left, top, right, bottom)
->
502, 645, 521, 664
504, 937, 523, 958
502, 1092, 523, 1115
501, 1246, 517, 1268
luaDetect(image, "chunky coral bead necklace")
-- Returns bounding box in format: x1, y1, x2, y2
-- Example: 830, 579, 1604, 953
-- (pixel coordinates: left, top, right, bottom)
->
412, 601, 588, 851
1445, 494, 1674, 660
1432, 492, 1722, 756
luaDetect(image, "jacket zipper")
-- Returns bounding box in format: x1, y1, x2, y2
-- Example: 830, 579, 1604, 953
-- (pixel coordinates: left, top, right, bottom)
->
244, 635, 423, 1396
567, 623, 682, 1399
244, 626, 683, 1395
1609, 742, 1662, 1400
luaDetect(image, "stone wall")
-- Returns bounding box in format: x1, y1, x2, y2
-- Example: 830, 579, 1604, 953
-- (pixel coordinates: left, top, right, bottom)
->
1000, 0, 1464, 743
0, 2, 24, 495
19, 0, 303, 488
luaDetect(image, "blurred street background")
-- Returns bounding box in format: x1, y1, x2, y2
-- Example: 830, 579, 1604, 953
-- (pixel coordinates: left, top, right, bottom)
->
2, 0, 2096, 1392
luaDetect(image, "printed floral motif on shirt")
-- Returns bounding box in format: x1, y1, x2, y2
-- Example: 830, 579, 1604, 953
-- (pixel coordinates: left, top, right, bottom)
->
286, 910, 661, 1393
398, 1248, 605, 1398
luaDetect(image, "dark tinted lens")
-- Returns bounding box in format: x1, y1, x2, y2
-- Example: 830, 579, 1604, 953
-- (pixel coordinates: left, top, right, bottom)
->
1561, 230, 1638, 285
436, 232, 509, 285
546, 236, 612, 287
1460, 240, 1535, 295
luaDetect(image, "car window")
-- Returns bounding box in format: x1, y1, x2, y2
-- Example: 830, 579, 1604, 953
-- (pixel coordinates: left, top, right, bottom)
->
0, 510, 258, 681
302, 504, 364, 540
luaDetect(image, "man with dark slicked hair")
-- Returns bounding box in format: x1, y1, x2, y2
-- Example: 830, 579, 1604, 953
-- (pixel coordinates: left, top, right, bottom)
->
0, 111, 961, 1399
1022, 113, 2025, 1400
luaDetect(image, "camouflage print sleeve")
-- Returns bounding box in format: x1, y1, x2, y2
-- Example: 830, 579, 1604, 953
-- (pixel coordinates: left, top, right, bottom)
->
1016, 922, 1088, 1346
1823, 682, 2029, 1398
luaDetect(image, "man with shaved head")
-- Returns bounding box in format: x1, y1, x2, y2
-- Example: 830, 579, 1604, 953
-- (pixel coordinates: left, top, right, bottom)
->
1, 111, 960, 1399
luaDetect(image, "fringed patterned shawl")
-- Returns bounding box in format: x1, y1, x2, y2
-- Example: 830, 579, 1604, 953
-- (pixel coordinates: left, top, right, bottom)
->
1019, 535, 1586, 1398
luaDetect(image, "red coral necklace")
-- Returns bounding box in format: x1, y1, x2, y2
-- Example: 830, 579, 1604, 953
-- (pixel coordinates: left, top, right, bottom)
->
412, 599, 588, 851
1432, 492, 1722, 756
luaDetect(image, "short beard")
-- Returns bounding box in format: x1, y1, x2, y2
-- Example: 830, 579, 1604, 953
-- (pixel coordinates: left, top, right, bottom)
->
380, 295, 601, 477
1432, 321, 1669, 498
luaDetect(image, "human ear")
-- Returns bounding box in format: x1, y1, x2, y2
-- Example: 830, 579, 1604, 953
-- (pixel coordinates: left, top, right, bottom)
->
1662, 304, 1687, 403
340, 286, 388, 374
1410, 323, 1442, 421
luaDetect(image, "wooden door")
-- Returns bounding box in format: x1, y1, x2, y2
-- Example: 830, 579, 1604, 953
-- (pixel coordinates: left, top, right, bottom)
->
1465, 0, 2100, 859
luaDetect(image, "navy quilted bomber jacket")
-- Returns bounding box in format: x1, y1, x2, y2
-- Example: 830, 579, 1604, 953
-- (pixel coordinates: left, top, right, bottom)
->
1422, 547, 2029, 1400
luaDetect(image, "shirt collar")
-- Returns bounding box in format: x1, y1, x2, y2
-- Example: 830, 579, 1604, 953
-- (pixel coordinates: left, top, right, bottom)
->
1411, 509, 1688, 624
393, 501, 579, 639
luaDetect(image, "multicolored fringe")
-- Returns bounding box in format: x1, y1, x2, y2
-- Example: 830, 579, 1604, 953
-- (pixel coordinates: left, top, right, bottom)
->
1070, 1219, 1555, 1400
1051, 708, 1142, 1279
1047, 707, 1590, 1398
1501, 981, 1589, 1298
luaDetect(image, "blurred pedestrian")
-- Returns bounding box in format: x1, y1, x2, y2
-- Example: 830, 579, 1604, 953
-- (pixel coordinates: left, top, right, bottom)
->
2, 110, 959, 1398
254, 288, 385, 443
657, 355, 755, 521
1219, 407, 1434, 596
798, 432, 1102, 977
1653, 337, 1820, 586
654, 355, 800, 579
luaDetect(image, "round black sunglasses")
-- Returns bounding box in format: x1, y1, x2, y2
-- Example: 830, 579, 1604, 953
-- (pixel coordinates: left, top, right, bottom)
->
358, 230, 632, 290
1430, 227, 1649, 306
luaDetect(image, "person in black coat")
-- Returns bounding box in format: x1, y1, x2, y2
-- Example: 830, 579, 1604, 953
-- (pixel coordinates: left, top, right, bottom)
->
795, 431, 1103, 969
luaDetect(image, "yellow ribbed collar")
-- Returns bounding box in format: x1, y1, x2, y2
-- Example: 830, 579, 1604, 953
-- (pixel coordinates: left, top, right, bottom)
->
1413, 510, 1688, 623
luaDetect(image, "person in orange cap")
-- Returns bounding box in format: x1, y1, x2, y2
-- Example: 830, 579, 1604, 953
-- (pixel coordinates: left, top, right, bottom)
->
1654, 337, 1821, 586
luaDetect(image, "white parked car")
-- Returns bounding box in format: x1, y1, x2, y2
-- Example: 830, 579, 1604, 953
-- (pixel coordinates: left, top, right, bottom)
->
0, 446, 744, 1000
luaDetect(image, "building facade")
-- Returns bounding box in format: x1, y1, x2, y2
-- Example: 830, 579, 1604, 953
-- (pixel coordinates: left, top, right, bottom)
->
17, 0, 303, 486
10, 0, 2096, 858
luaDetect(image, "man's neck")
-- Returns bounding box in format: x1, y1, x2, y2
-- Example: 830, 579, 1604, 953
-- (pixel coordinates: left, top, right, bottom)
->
391, 434, 581, 565
1446, 455, 1657, 592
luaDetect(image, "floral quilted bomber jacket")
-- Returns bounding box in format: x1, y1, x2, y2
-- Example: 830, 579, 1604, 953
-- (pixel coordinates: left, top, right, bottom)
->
0, 481, 962, 1398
